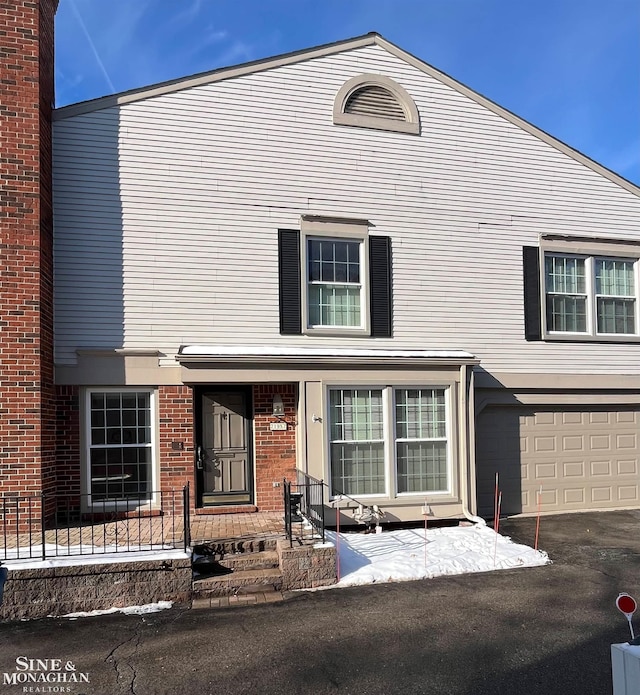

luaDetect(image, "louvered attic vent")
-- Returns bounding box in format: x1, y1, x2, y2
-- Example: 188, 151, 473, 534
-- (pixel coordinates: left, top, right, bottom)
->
334, 73, 420, 135
344, 85, 406, 121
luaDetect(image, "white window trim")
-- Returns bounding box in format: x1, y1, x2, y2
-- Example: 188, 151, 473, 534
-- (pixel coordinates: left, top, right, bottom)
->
82, 388, 159, 510
541, 244, 640, 341
325, 384, 453, 501
300, 217, 370, 336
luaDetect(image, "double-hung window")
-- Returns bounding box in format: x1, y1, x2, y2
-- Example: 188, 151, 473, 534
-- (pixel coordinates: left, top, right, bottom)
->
329, 389, 385, 495
86, 390, 155, 502
328, 386, 450, 498
395, 388, 448, 494
544, 253, 638, 337
307, 238, 364, 329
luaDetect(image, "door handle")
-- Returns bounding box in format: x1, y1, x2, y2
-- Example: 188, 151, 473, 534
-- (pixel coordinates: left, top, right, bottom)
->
196, 445, 204, 470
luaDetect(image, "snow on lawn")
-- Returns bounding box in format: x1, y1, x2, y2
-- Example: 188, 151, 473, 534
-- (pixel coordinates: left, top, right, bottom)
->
62, 601, 173, 619
326, 524, 549, 587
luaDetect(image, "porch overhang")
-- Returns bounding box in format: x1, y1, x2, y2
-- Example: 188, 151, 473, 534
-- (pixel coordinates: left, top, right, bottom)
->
177, 345, 479, 377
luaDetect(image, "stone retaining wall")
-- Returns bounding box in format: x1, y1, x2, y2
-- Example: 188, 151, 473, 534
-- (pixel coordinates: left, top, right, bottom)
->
277, 540, 337, 590
0, 557, 192, 622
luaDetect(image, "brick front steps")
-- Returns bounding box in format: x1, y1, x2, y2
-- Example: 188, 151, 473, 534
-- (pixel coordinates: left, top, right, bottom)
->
191, 537, 337, 608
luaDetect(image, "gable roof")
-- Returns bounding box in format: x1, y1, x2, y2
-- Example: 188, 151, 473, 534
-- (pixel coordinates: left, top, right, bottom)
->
53, 32, 640, 199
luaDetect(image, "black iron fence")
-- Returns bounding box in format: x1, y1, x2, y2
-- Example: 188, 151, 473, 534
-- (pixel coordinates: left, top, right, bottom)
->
284, 472, 326, 546
0, 486, 191, 561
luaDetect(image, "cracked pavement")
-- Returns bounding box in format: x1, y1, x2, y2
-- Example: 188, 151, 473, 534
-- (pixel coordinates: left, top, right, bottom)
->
1, 510, 640, 694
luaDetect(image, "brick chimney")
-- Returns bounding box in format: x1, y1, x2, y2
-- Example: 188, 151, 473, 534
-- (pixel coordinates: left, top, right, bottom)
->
0, 0, 59, 511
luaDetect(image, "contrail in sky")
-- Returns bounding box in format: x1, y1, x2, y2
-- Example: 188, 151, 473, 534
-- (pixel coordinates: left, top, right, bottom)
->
68, 0, 116, 93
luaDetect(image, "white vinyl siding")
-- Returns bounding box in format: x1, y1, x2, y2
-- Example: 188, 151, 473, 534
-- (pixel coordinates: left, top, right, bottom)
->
53, 44, 640, 374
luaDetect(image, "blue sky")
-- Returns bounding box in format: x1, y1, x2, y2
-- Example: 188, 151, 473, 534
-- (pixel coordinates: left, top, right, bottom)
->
55, 0, 640, 185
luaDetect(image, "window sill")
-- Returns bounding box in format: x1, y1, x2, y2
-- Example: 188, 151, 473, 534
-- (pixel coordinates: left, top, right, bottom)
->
304, 327, 370, 338
543, 333, 640, 344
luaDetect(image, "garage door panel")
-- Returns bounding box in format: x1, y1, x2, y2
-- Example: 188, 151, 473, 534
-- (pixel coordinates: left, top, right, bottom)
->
477, 407, 640, 516
617, 434, 637, 449
563, 461, 584, 477
618, 486, 639, 501
562, 435, 584, 451
563, 489, 585, 504
618, 460, 638, 475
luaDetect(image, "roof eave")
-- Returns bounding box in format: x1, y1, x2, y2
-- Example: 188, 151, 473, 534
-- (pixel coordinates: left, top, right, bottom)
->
53, 32, 380, 121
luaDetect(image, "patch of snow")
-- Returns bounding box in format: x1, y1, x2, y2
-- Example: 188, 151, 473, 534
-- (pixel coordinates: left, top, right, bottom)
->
3, 546, 190, 570
179, 345, 475, 359
63, 601, 173, 619
326, 524, 549, 588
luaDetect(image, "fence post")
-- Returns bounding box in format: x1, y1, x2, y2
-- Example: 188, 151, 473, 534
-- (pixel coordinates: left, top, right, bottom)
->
283, 479, 292, 548
320, 479, 326, 543
40, 493, 46, 561
183, 483, 191, 551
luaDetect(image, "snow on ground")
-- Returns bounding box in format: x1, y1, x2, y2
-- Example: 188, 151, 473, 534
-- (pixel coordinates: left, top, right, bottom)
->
326, 523, 549, 587
62, 601, 173, 619
1, 546, 189, 570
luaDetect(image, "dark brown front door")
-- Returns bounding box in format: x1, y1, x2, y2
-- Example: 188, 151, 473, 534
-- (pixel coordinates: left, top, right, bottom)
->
198, 390, 253, 506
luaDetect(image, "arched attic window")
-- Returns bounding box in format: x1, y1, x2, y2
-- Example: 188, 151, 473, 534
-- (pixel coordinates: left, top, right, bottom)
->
333, 74, 420, 135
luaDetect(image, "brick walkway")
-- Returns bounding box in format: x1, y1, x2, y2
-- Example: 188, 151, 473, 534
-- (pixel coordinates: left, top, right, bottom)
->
190, 511, 285, 544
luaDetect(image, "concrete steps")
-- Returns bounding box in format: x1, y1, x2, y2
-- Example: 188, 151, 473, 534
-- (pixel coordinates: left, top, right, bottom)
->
215, 549, 279, 572
190, 532, 336, 609
193, 567, 283, 599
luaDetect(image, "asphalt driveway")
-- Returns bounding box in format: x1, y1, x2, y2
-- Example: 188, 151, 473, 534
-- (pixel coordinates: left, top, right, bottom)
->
1, 510, 639, 695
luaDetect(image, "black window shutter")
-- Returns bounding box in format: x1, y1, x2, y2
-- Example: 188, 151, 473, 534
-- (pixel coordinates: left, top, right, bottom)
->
278, 229, 302, 335
523, 246, 542, 341
369, 235, 392, 338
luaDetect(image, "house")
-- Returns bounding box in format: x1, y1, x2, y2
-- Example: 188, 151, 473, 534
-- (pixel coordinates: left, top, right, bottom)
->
3, 1, 640, 532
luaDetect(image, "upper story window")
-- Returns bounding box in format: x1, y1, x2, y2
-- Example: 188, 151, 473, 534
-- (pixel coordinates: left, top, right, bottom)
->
278, 216, 392, 338
333, 74, 420, 135
307, 237, 363, 328
523, 237, 640, 342
545, 254, 637, 336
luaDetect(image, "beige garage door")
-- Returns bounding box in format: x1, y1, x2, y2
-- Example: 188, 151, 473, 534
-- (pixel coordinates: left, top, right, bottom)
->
476, 407, 640, 517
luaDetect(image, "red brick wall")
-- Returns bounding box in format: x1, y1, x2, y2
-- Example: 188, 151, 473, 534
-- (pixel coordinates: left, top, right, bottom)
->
54, 385, 80, 496
158, 385, 195, 514
0, 0, 58, 507
253, 384, 298, 511
30, 384, 297, 520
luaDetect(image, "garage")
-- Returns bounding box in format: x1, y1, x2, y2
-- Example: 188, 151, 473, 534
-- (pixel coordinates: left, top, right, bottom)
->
476, 406, 640, 517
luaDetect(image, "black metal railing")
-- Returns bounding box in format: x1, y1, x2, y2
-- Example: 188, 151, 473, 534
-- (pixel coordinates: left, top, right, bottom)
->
284, 473, 326, 546
0, 486, 190, 561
